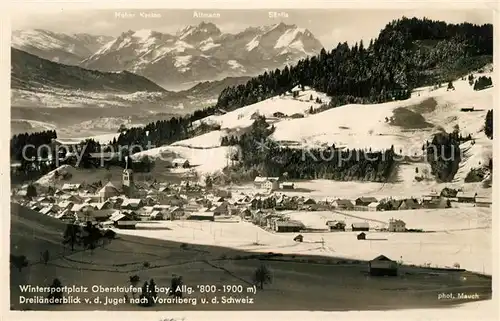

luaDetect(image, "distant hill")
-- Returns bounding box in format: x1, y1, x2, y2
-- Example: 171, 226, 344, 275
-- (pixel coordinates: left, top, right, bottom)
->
181, 76, 252, 97
12, 29, 113, 66
11, 47, 167, 93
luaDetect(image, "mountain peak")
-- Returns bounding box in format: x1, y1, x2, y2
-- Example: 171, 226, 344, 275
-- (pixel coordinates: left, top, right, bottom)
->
179, 22, 221, 42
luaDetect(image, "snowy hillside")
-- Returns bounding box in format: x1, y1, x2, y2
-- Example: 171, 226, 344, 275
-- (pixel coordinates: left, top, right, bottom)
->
135, 67, 493, 187
79, 22, 323, 89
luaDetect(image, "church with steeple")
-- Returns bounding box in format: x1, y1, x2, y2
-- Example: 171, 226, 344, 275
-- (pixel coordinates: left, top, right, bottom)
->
122, 156, 136, 198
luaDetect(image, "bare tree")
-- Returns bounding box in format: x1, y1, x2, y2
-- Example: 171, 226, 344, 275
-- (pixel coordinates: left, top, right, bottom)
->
253, 264, 272, 290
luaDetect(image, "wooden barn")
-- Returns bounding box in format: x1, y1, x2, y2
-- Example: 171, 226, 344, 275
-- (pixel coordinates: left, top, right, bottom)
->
274, 220, 304, 233
357, 232, 366, 240
457, 192, 477, 203
187, 212, 215, 221
355, 197, 378, 207
368, 255, 398, 276
351, 222, 369, 231
326, 220, 346, 231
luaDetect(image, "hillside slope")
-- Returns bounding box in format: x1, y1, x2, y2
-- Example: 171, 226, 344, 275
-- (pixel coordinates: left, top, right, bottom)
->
11, 48, 167, 93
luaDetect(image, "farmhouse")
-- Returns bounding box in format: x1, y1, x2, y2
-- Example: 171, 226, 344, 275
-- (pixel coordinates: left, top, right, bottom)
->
274, 220, 304, 233
57, 201, 74, 211
90, 201, 113, 210
367, 202, 379, 211
60, 194, 82, 203
98, 182, 121, 202
71, 204, 94, 215
326, 220, 346, 231
254, 176, 280, 191
351, 222, 369, 231
423, 197, 449, 209
333, 199, 354, 210
456, 191, 477, 203
172, 158, 190, 168
388, 219, 406, 232
281, 182, 295, 190
368, 255, 398, 276
398, 199, 420, 210
121, 198, 144, 210
355, 197, 378, 207
39, 205, 56, 216
168, 206, 184, 219
149, 210, 165, 220
187, 212, 215, 221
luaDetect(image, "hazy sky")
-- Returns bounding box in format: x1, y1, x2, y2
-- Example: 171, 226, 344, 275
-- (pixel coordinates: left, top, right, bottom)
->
12, 9, 492, 49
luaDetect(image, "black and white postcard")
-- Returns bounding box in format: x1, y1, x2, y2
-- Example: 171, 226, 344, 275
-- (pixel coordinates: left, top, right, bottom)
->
5, 2, 497, 320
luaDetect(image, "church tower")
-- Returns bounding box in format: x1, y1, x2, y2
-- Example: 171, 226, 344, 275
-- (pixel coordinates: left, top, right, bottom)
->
122, 156, 135, 197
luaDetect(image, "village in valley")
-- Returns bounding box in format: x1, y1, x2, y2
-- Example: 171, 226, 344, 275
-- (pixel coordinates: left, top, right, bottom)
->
11, 155, 492, 276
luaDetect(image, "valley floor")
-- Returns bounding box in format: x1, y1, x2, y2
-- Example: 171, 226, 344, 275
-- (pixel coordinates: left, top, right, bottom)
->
10, 204, 492, 311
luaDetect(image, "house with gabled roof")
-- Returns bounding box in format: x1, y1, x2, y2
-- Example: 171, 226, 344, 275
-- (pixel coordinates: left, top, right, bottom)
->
368, 255, 398, 276
388, 218, 406, 232
333, 199, 354, 210
39, 205, 56, 216
121, 198, 144, 210
398, 199, 421, 210
355, 197, 378, 207
98, 181, 121, 202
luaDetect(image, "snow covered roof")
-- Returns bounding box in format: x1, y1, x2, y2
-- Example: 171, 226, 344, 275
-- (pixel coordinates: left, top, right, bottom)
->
58, 201, 73, 208
335, 199, 354, 206
39, 206, 54, 215
72, 204, 93, 212
352, 222, 369, 228
357, 197, 378, 203
121, 198, 143, 207
367, 202, 379, 208
172, 158, 188, 164
99, 181, 119, 194
109, 211, 126, 222
456, 191, 477, 198
371, 255, 394, 262
275, 220, 304, 227
150, 210, 162, 218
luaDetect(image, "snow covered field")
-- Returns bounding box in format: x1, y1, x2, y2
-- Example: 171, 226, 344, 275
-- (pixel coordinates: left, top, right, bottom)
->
132, 144, 238, 175
231, 179, 490, 202
116, 206, 492, 274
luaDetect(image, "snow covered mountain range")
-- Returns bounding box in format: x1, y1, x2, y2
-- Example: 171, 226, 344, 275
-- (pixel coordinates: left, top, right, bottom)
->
11, 29, 113, 66
12, 22, 324, 90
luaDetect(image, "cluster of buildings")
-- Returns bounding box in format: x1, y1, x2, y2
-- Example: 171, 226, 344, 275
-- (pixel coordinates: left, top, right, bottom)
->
11, 168, 242, 229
